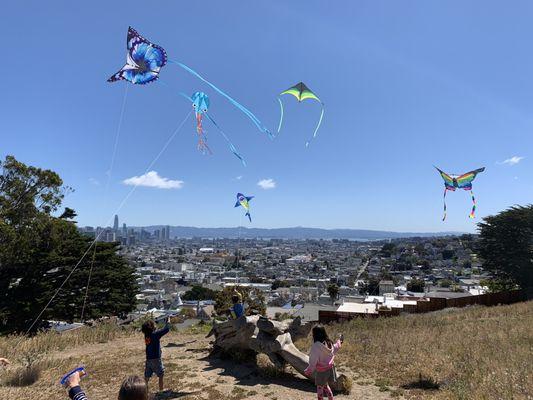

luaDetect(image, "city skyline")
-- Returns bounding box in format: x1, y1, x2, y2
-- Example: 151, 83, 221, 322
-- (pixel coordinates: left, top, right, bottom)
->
2, 1, 532, 233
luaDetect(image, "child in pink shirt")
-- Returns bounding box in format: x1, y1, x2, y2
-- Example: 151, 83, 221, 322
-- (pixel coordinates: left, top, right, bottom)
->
304, 325, 343, 400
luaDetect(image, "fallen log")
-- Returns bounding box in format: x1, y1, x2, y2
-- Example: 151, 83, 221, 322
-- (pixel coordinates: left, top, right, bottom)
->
207, 316, 349, 393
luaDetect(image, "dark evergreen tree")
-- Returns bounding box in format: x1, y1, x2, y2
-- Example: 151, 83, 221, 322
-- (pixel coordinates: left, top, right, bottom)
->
0, 156, 137, 333
181, 285, 218, 301
477, 205, 533, 299
327, 283, 339, 304
407, 278, 425, 292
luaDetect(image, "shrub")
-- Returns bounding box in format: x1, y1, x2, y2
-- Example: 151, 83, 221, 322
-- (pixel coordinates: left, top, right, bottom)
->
214, 286, 266, 316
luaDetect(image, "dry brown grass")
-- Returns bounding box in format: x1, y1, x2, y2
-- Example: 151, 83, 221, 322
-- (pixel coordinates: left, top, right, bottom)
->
0, 321, 124, 362
300, 301, 533, 399
0, 322, 125, 388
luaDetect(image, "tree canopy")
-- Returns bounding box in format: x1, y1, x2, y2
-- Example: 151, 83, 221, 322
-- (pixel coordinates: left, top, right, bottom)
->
327, 283, 339, 304
407, 278, 425, 293
215, 286, 266, 317
0, 156, 138, 333
181, 285, 218, 301
477, 205, 533, 299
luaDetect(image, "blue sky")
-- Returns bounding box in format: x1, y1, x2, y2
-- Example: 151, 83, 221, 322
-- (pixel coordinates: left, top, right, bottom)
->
2, 1, 532, 232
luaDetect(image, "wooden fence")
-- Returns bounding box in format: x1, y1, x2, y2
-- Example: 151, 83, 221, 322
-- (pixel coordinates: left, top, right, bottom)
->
319, 290, 523, 324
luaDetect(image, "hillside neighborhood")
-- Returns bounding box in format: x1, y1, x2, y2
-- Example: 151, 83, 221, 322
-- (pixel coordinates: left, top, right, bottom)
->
80, 220, 495, 325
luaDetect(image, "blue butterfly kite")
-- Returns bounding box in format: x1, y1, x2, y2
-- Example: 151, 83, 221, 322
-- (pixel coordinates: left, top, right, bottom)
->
107, 27, 271, 167
108, 27, 167, 84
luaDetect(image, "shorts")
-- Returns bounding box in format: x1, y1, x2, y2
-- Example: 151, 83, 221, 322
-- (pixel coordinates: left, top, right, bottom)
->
145, 358, 165, 378
314, 366, 337, 386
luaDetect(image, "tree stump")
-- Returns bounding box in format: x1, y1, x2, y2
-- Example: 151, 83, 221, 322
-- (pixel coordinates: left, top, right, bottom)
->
207, 316, 349, 392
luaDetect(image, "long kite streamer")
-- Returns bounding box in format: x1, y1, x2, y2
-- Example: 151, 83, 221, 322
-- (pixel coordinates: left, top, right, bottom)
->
170, 60, 273, 139
277, 82, 325, 147
435, 166, 485, 221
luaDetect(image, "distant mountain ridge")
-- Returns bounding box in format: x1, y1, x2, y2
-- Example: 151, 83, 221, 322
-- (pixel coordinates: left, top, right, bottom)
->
136, 225, 464, 240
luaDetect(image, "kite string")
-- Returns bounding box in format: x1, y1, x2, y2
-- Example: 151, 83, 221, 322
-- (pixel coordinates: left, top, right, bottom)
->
106, 84, 129, 191
82, 84, 130, 321
24, 109, 192, 335
205, 113, 246, 167
80, 243, 97, 322
237, 212, 242, 281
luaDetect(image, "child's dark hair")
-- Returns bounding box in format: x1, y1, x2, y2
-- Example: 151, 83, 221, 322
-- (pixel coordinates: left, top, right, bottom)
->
231, 295, 240, 304
118, 375, 147, 400
312, 324, 333, 347
141, 320, 156, 337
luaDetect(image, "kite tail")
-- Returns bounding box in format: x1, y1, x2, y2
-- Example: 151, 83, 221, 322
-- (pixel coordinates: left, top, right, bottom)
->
442, 188, 448, 221
277, 97, 284, 134
196, 113, 203, 134
469, 190, 477, 219
169, 60, 274, 139
206, 112, 247, 167
245, 212, 251, 222
305, 102, 325, 148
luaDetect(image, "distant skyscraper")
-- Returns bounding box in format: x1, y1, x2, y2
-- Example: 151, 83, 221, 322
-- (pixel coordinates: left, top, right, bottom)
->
113, 215, 119, 232
166, 225, 171, 240
122, 223, 127, 238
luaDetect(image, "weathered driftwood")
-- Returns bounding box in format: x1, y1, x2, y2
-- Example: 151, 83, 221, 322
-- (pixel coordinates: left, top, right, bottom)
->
207, 316, 349, 392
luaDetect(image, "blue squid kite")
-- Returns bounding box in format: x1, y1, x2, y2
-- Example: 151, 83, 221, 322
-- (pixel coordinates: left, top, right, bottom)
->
180, 91, 246, 166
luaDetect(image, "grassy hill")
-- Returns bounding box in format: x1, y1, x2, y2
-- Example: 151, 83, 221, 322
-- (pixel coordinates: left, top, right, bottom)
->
0, 301, 531, 399
316, 300, 533, 399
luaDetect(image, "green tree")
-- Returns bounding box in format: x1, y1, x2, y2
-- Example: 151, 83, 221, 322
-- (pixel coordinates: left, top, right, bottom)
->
360, 276, 380, 295
419, 259, 431, 271
414, 243, 426, 256
215, 286, 266, 317
407, 278, 425, 292
271, 280, 290, 290
181, 285, 218, 301
439, 279, 453, 288
442, 249, 455, 260
327, 284, 339, 304
0, 156, 138, 333
380, 243, 396, 258
477, 205, 533, 299
393, 253, 413, 271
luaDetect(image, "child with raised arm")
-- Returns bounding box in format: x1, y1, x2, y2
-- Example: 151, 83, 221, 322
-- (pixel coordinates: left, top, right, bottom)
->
141, 317, 170, 393
230, 292, 245, 319
304, 325, 343, 400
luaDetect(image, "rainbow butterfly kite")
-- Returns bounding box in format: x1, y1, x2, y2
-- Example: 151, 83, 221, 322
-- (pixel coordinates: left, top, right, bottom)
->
435, 167, 485, 221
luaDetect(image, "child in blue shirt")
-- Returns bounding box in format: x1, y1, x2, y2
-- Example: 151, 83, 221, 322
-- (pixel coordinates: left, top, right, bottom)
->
230, 293, 245, 318
141, 317, 170, 393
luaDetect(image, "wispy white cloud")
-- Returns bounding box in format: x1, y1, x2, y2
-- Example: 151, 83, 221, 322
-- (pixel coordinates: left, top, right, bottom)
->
235, 175, 243, 180
257, 178, 276, 190
498, 156, 525, 166
122, 171, 184, 189
89, 177, 100, 186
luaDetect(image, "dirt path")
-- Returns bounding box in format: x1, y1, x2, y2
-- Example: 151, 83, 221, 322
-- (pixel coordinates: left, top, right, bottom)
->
0, 331, 399, 400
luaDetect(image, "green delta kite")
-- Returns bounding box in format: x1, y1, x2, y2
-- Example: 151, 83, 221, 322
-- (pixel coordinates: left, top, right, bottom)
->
277, 82, 325, 147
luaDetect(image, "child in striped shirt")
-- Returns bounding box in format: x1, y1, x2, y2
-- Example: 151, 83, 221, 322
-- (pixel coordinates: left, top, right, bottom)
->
65, 371, 148, 400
